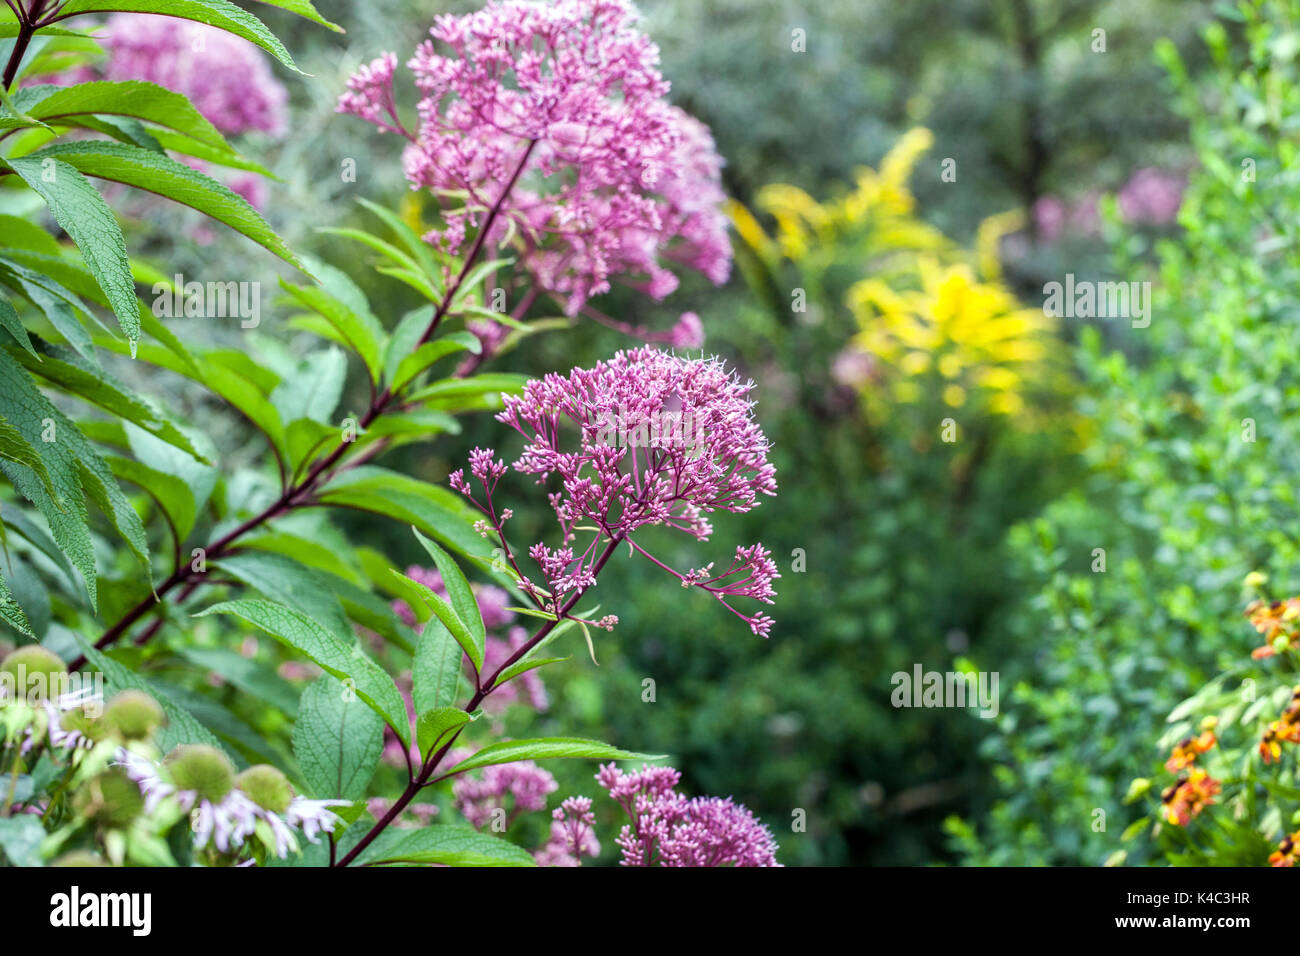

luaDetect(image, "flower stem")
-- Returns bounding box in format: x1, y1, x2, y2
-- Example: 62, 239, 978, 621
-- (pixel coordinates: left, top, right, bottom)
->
333, 534, 623, 867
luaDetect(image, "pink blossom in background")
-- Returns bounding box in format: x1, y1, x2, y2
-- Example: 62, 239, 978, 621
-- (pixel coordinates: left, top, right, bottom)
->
535, 796, 600, 866
1118, 167, 1184, 225
830, 346, 875, 389
596, 763, 781, 866
667, 311, 705, 349
1034, 168, 1183, 243
337, 0, 732, 319
452, 759, 558, 829
98, 13, 288, 137
1035, 189, 1101, 240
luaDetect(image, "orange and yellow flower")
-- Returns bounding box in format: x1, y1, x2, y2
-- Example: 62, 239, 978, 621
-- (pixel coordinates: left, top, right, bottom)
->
1160, 767, 1221, 826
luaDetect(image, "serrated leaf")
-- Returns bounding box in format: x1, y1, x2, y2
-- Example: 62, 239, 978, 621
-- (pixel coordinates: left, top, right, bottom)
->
413, 527, 485, 659
28, 142, 303, 271
391, 568, 482, 675
9, 344, 207, 461
56, 0, 303, 73
492, 656, 567, 690
250, 0, 342, 31
293, 676, 384, 801
389, 332, 480, 392
282, 278, 382, 382
199, 599, 410, 747
0, 156, 139, 348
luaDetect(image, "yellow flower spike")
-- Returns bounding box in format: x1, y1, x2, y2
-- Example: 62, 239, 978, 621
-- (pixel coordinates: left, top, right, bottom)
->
974, 209, 1027, 281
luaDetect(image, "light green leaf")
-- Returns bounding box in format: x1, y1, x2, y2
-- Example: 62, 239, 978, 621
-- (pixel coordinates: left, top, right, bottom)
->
443, 738, 663, 777
389, 332, 481, 393
1, 156, 139, 348
293, 676, 385, 801
56, 0, 303, 73
413, 527, 485, 661
198, 599, 410, 747
391, 568, 482, 675
29, 142, 303, 271
412, 618, 464, 715
416, 706, 472, 760
11, 81, 230, 149
9, 344, 207, 461
354, 825, 536, 867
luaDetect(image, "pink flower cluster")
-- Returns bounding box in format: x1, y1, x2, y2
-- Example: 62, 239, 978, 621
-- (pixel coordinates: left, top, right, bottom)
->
337, 0, 732, 316
392, 566, 549, 712
451, 347, 778, 636
1033, 167, 1184, 242
98, 14, 288, 137
451, 758, 558, 829
535, 796, 601, 866
595, 763, 780, 867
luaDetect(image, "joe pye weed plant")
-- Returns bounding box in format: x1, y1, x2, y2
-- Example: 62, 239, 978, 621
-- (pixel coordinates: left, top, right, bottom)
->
0, 0, 784, 867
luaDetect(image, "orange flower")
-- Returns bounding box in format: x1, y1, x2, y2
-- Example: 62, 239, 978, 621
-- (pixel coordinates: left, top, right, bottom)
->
1165, 731, 1216, 772
1258, 687, 1300, 764
1245, 598, 1300, 658
1270, 831, 1300, 867
1161, 768, 1220, 826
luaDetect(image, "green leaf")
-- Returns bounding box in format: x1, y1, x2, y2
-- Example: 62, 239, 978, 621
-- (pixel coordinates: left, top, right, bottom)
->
493, 656, 567, 690
292, 676, 384, 801
280, 267, 384, 383
199, 599, 410, 747
0, 293, 37, 358
249, 0, 342, 31
144, 128, 274, 176
28, 142, 303, 271
412, 618, 464, 714
317, 466, 493, 568
9, 344, 207, 461
354, 825, 536, 867
0, 351, 97, 607
389, 332, 481, 392
0, 258, 100, 367
1, 156, 140, 348
443, 738, 663, 777
56, 0, 303, 73
0, 415, 57, 503
391, 566, 482, 675
269, 348, 346, 425
0, 567, 34, 636
405, 373, 528, 408
0, 816, 46, 867
11, 81, 230, 149
212, 551, 352, 642
416, 706, 472, 760
413, 527, 485, 661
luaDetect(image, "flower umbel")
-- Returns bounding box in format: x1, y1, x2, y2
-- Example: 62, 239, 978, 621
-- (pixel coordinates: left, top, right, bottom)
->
450, 347, 778, 636
337, 0, 732, 318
